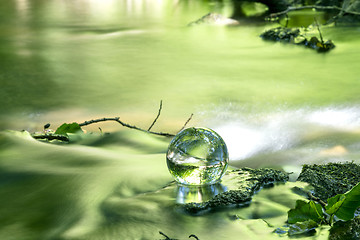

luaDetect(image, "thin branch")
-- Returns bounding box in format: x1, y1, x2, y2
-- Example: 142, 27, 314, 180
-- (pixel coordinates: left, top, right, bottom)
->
35, 102, 193, 140
148, 100, 163, 131
306, 191, 327, 208
268, 5, 360, 19
79, 117, 175, 137
314, 17, 324, 43
178, 113, 193, 132
189, 234, 200, 240
32, 134, 69, 142
159, 231, 173, 240
293, 186, 327, 208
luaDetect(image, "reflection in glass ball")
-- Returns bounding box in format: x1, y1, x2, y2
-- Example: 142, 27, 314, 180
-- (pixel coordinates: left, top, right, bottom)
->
166, 127, 229, 185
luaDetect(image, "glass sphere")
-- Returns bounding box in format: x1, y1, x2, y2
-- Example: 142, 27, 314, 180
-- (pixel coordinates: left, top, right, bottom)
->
166, 127, 229, 185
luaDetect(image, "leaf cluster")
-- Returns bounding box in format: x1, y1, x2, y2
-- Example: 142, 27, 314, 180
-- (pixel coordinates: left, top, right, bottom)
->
279, 182, 360, 236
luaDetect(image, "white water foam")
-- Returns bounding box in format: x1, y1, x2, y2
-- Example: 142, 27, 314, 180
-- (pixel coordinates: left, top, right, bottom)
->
205, 106, 360, 161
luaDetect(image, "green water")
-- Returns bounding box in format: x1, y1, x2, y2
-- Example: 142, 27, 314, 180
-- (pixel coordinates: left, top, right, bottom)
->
1, 1, 360, 239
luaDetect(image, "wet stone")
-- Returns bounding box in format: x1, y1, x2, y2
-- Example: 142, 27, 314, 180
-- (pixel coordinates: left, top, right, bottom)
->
260, 26, 335, 52
297, 162, 360, 201
296, 162, 360, 239
180, 167, 289, 214
329, 216, 360, 240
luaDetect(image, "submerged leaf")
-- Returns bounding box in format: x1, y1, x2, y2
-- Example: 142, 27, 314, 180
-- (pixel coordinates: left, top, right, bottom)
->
288, 200, 323, 224
55, 123, 83, 136
288, 220, 318, 236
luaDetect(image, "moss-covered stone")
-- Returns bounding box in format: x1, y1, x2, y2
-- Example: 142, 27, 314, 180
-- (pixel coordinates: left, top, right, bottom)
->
297, 162, 360, 201
181, 167, 289, 214
329, 216, 360, 240
260, 27, 335, 52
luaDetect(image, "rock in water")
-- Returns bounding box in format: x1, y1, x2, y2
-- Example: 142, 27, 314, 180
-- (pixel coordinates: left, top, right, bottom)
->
329, 216, 360, 240
260, 27, 335, 52
181, 167, 289, 214
297, 162, 360, 201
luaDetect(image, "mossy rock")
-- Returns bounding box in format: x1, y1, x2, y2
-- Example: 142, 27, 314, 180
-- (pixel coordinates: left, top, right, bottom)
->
260, 26, 335, 52
297, 162, 360, 201
329, 216, 360, 240
181, 167, 289, 214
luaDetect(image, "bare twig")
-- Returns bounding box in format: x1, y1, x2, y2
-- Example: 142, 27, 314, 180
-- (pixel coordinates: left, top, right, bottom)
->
34, 102, 193, 141
314, 17, 324, 43
148, 100, 163, 131
32, 134, 69, 142
268, 5, 360, 19
293, 186, 327, 208
306, 191, 327, 208
159, 231, 175, 240
79, 117, 175, 137
178, 113, 193, 132
189, 234, 200, 240
285, 13, 289, 28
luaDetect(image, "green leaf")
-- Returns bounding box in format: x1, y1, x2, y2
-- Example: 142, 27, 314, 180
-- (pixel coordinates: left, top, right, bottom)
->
288, 220, 319, 236
325, 194, 346, 215
55, 123, 83, 136
288, 200, 323, 224
327, 182, 360, 221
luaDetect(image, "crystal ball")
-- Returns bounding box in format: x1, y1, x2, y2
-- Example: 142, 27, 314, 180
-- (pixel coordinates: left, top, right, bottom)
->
166, 127, 229, 185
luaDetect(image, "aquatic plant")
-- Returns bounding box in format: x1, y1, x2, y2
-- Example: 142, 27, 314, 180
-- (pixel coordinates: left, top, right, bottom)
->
277, 176, 360, 236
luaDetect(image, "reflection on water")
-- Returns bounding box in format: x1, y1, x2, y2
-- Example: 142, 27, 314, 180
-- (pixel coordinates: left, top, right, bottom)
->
176, 183, 227, 204
1, 0, 360, 133
1, 0, 360, 239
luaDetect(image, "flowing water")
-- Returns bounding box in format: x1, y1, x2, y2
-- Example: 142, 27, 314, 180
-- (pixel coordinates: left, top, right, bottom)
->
1, 1, 360, 239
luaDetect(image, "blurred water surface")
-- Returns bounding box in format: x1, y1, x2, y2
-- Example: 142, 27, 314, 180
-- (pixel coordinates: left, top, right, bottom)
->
1, 1, 360, 239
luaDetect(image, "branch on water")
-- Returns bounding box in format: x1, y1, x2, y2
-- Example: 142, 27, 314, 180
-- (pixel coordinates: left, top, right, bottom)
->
77, 102, 193, 137
32, 134, 69, 142
32, 102, 193, 142
79, 117, 176, 137
306, 191, 327, 209
268, 5, 360, 19
294, 186, 327, 209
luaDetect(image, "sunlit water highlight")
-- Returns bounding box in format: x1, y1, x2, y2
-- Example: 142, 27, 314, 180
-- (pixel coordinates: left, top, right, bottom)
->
211, 106, 360, 161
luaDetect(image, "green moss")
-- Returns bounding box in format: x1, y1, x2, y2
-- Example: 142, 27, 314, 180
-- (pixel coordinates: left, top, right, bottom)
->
260, 26, 336, 52
181, 167, 289, 214
329, 216, 360, 240
297, 162, 360, 201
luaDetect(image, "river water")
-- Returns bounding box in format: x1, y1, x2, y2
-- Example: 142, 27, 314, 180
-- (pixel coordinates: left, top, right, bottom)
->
1, 1, 360, 239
